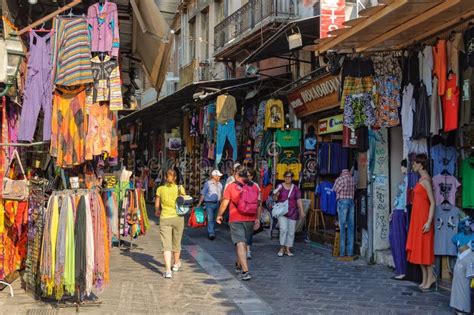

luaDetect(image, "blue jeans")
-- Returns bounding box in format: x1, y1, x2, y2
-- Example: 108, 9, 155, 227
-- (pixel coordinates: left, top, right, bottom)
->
206, 202, 219, 236
337, 199, 355, 257
216, 120, 237, 164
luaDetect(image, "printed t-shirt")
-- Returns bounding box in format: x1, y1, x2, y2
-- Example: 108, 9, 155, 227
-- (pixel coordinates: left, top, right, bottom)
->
447, 33, 464, 81
276, 129, 301, 148
265, 99, 284, 130
316, 181, 337, 215
276, 184, 302, 220
443, 74, 460, 132
461, 157, 474, 209
432, 174, 461, 205
434, 205, 460, 256
433, 40, 447, 96
465, 25, 474, 67
223, 182, 257, 222
216, 94, 237, 124
156, 184, 186, 219
431, 144, 458, 176
276, 163, 302, 181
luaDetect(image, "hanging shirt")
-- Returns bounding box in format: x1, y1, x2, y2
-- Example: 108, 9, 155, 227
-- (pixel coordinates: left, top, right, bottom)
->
430, 77, 443, 135
432, 174, 461, 205
443, 73, 460, 132
461, 156, 474, 209
276, 130, 300, 148
87, 0, 120, 57
265, 99, 284, 130
464, 24, 474, 67
418, 45, 433, 96
315, 181, 337, 215
216, 94, 237, 124
447, 32, 464, 82
433, 40, 447, 96
434, 204, 460, 256
430, 144, 458, 176
89, 55, 123, 110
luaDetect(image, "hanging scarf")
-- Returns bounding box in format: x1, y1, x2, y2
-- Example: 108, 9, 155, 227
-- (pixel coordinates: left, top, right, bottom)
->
74, 195, 87, 295
54, 196, 68, 299
39, 195, 56, 296
63, 195, 75, 296
84, 194, 95, 296
91, 191, 107, 290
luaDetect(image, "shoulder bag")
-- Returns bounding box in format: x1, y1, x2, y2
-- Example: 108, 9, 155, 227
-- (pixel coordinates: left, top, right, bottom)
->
176, 185, 194, 216
271, 184, 294, 218
3, 150, 29, 200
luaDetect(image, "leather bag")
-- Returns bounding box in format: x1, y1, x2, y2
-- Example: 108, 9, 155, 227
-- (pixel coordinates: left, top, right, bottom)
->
3, 150, 29, 200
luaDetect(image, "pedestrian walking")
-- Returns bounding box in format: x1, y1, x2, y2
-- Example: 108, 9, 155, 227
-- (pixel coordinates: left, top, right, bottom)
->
155, 169, 186, 279
273, 171, 304, 257
197, 169, 223, 240
217, 165, 261, 281
333, 168, 356, 257
224, 162, 241, 189
246, 168, 263, 259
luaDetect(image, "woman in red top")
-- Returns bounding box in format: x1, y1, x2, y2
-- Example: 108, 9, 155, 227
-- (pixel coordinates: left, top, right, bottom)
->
406, 154, 436, 292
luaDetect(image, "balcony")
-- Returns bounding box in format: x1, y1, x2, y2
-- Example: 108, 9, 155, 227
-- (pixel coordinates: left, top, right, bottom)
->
214, 0, 297, 59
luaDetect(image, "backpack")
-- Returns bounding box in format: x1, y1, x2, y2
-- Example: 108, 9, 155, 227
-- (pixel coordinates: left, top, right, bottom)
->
236, 182, 259, 216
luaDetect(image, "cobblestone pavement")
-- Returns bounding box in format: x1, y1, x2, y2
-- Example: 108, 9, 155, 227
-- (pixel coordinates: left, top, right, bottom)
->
0, 210, 452, 315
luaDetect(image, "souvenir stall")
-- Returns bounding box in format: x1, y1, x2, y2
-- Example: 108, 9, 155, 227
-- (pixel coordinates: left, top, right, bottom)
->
325, 12, 474, 309
0, 0, 150, 307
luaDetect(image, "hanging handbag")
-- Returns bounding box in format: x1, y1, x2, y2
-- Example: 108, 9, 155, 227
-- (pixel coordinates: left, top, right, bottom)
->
271, 184, 294, 218
3, 150, 29, 200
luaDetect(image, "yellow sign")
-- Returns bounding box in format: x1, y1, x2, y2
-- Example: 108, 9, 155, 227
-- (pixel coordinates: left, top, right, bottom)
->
318, 114, 344, 134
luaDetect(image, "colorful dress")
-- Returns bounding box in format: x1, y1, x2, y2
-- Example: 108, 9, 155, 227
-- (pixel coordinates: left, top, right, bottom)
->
406, 179, 434, 265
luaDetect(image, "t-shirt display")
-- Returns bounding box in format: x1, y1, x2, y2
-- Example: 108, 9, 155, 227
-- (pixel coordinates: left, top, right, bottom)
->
430, 144, 458, 176
265, 99, 284, 130
316, 181, 337, 216
434, 205, 460, 256
276, 129, 301, 148
461, 157, 474, 209
432, 174, 461, 206
443, 73, 460, 132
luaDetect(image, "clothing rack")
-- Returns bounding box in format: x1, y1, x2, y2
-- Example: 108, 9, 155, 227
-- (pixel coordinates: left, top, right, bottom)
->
0, 141, 49, 147
15, 0, 83, 36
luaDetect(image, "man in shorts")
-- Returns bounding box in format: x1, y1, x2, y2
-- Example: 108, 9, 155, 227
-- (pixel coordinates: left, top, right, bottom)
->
217, 165, 260, 281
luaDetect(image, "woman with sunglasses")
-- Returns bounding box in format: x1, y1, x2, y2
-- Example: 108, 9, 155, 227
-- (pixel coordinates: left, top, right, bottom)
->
273, 171, 305, 257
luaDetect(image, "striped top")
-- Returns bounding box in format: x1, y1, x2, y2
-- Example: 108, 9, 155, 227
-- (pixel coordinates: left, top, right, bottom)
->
52, 17, 93, 86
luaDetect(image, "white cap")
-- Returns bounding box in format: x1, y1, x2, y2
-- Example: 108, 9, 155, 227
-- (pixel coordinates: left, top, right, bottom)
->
211, 170, 223, 177
233, 163, 241, 170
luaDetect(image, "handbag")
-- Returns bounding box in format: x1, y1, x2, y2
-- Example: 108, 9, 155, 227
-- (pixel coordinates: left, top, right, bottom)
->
271, 184, 294, 218
175, 185, 193, 216
188, 208, 207, 228
3, 150, 29, 201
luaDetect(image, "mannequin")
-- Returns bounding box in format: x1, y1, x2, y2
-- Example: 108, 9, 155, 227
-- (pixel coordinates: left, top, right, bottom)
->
389, 159, 408, 280
406, 153, 437, 292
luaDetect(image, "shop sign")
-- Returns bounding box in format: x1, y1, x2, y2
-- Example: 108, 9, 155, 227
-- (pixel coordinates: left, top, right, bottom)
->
318, 114, 343, 134
320, 0, 346, 39
288, 74, 340, 118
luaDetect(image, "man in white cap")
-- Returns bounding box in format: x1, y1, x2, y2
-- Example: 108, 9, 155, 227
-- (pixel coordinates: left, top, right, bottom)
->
197, 169, 223, 240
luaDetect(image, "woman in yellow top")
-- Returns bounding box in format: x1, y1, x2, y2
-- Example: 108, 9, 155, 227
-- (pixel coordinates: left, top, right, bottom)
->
155, 169, 186, 279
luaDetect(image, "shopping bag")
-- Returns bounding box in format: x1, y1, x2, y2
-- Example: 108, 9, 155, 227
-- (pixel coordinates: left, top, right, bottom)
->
188, 208, 207, 228
194, 206, 206, 224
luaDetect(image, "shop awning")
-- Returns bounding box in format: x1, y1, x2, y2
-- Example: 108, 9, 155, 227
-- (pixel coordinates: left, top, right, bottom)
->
130, 0, 176, 91
119, 77, 258, 125
240, 16, 320, 65
315, 0, 474, 54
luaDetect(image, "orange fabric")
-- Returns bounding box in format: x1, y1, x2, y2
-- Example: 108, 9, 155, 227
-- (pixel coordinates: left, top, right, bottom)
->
406, 182, 434, 265
442, 73, 460, 132
433, 40, 447, 96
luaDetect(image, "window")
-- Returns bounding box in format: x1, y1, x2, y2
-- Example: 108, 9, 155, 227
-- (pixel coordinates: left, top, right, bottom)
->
189, 18, 196, 62
201, 9, 209, 59
214, 0, 224, 24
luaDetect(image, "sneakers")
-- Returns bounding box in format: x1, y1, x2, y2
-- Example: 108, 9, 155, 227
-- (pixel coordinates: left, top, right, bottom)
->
247, 251, 252, 260
209, 234, 216, 240
172, 262, 182, 272
164, 271, 172, 279
240, 272, 252, 281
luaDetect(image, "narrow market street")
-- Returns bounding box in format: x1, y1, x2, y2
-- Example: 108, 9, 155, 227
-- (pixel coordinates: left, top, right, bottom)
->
1, 209, 451, 315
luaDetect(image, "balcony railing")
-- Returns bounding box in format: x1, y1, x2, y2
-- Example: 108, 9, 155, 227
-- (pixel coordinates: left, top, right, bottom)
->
214, 0, 296, 51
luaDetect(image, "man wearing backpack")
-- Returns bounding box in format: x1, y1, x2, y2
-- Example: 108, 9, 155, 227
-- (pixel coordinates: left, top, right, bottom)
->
217, 165, 260, 281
